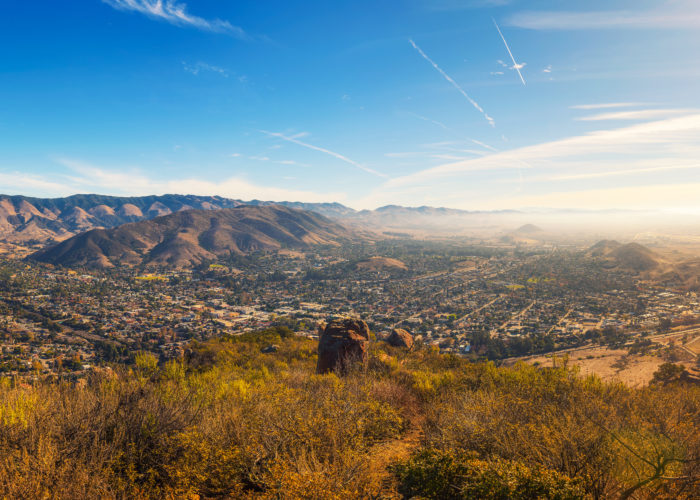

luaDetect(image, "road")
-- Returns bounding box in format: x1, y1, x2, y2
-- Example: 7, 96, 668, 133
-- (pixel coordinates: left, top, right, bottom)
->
456, 295, 502, 324
649, 328, 700, 359
491, 300, 536, 337
504, 326, 700, 363
547, 307, 574, 335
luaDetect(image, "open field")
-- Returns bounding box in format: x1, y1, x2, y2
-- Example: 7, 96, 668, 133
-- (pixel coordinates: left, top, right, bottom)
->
517, 329, 700, 387
523, 347, 669, 388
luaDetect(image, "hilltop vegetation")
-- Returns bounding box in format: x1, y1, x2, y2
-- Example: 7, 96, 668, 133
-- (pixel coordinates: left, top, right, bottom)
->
0, 328, 698, 499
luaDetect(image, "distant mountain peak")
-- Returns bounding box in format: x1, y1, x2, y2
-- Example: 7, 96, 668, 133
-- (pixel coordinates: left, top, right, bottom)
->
513, 224, 543, 234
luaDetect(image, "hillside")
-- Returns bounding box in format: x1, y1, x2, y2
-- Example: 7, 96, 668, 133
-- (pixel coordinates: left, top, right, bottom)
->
0, 329, 697, 499
513, 223, 543, 235
608, 243, 662, 271
587, 240, 664, 272
29, 205, 355, 268
0, 194, 357, 246
586, 239, 623, 257
355, 256, 408, 272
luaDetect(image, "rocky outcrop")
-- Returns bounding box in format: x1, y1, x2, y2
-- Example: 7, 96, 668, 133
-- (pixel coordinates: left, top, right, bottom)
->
316, 319, 370, 374
386, 328, 414, 350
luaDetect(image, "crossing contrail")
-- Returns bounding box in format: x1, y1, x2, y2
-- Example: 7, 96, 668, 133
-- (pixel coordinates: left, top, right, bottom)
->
409, 39, 495, 127
493, 18, 526, 86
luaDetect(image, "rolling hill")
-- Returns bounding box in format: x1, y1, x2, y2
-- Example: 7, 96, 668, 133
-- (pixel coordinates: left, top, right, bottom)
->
0, 194, 356, 246
586, 239, 623, 258
587, 240, 664, 272
29, 205, 356, 268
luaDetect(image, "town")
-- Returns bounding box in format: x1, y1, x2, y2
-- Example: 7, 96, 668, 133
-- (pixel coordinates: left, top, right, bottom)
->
2, 239, 699, 378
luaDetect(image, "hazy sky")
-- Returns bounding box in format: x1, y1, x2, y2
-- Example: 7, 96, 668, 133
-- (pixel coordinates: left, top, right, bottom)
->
2, 0, 700, 210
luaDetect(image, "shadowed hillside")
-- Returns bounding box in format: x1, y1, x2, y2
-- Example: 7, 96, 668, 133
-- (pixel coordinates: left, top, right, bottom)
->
29, 205, 356, 268
588, 240, 664, 272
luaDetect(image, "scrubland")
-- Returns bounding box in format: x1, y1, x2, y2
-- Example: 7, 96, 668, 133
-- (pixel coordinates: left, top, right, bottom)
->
0, 328, 698, 499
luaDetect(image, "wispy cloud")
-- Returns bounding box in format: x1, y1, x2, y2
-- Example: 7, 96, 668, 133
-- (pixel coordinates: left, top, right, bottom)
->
275, 160, 310, 167
570, 103, 649, 110
488, 183, 700, 212
508, 2, 700, 30
384, 152, 425, 159
547, 162, 700, 181
54, 158, 342, 203
577, 109, 698, 122
182, 61, 228, 77
423, 140, 496, 153
492, 19, 526, 85
0, 171, 73, 196
102, 0, 246, 37
409, 39, 495, 127
261, 131, 387, 178
386, 112, 700, 188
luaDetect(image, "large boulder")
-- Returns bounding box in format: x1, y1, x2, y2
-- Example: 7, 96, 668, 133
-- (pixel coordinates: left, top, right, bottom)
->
386, 328, 414, 350
316, 319, 370, 374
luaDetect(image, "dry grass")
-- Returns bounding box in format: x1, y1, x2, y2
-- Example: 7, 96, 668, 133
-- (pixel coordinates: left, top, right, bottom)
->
0, 335, 698, 499
525, 347, 668, 387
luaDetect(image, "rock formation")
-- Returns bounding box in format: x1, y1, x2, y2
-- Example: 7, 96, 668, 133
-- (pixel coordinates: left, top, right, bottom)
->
316, 319, 370, 374
386, 328, 414, 350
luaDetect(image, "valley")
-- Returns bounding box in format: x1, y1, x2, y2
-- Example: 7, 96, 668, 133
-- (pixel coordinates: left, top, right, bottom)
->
3, 227, 700, 384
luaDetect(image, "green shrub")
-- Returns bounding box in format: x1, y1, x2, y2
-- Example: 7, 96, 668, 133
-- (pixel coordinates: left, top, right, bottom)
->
394, 449, 585, 499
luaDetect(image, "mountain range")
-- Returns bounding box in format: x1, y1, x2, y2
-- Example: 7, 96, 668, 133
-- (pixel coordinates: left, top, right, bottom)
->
29, 205, 355, 268
0, 194, 355, 245
1, 193, 523, 246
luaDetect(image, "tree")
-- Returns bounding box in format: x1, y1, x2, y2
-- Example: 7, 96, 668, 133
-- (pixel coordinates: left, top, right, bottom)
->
651, 362, 687, 385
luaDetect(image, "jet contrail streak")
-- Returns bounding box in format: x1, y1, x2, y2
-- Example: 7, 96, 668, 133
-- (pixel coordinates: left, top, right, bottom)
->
493, 18, 526, 86
470, 138, 499, 152
261, 130, 387, 178
409, 113, 499, 155
409, 39, 495, 127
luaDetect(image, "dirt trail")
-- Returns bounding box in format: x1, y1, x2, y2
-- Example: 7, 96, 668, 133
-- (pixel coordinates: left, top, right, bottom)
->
369, 414, 425, 499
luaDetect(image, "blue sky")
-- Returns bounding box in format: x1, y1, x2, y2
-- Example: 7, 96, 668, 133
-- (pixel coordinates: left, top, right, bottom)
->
1, 0, 700, 210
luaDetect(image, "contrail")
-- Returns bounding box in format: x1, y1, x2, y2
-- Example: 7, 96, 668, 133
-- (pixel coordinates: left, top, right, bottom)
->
408, 112, 451, 131
409, 39, 495, 127
469, 138, 499, 152
409, 112, 499, 152
493, 18, 526, 86
261, 130, 387, 178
